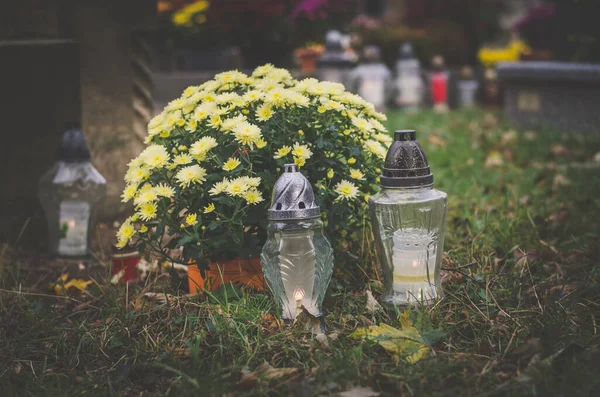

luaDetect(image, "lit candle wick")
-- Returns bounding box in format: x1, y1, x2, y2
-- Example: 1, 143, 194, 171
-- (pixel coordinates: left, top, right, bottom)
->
294, 288, 305, 301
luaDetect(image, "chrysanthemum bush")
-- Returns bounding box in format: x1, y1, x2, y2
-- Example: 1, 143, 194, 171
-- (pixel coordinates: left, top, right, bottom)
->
117, 64, 391, 271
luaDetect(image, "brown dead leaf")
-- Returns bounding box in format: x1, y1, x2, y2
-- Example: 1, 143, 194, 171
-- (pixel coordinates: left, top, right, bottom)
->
338, 386, 381, 397
441, 269, 463, 284
427, 135, 446, 147
237, 362, 301, 389
133, 292, 176, 311
550, 144, 569, 157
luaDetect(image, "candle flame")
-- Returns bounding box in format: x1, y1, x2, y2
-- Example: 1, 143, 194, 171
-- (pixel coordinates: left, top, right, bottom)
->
294, 287, 305, 301
68, 220, 76, 228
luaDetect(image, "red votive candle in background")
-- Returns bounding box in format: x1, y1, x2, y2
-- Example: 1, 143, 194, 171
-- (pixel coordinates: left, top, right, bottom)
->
112, 250, 140, 282
431, 72, 448, 105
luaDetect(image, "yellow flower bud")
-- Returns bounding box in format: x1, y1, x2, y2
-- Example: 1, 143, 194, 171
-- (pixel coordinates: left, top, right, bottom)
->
364, 194, 370, 203
347, 157, 356, 165
327, 169, 334, 179
298, 129, 304, 136
160, 130, 171, 138
139, 225, 148, 233
242, 109, 249, 115
178, 145, 188, 151
343, 129, 351, 136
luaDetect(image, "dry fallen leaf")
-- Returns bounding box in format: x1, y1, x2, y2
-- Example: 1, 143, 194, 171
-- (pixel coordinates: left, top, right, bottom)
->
427, 135, 446, 148
236, 362, 301, 389
365, 290, 381, 313
350, 313, 432, 363
51, 273, 93, 296
338, 386, 381, 397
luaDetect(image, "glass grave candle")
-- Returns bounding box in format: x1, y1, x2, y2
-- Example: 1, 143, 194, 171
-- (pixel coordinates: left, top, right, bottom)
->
261, 164, 334, 321
395, 42, 425, 112
38, 128, 107, 257
429, 55, 449, 112
316, 30, 355, 86
369, 130, 447, 306
457, 66, 479, 108
348, 44, 393, 112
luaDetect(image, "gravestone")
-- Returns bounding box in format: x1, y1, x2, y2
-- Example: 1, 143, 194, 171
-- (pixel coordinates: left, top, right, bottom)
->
498, 62, 600, 133
0, 0, 156, 249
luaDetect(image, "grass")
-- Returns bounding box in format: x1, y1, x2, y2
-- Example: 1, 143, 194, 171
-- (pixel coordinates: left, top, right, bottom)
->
1, 109, 599, 396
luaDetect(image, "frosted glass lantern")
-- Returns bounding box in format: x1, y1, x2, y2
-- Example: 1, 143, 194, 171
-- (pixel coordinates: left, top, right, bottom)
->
348, 45, 393, 112
316, 30, 355, 86
457, 66, 479, 108
38, 129, 106, 257
261, 164, 334, 321
369, 130, 447, 306
395, 42, 424, 112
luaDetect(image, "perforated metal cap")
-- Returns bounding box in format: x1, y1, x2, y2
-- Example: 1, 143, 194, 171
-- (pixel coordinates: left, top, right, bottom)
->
57, 128, 91, 162
268, 164, 320, 220
380, 130, 434, 187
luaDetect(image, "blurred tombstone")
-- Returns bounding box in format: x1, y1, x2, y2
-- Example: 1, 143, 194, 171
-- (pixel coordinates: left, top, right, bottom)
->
317, 30, 356, 87
348, 45, 393, 112
0, 0, 156, 249
497, 61, 600, 133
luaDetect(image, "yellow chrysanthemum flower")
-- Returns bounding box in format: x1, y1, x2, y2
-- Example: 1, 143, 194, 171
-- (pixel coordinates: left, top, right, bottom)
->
317, 106, 327, 114
190, 136, 218, 160
222, 157, 241, 171
116, 219, 136, 248
241, 176, 261, 187
176, 165, 207, 188
121, 184, 137, 203
351, 116, 375, 133
252, 64, 275, 77
244, 188, 264, 205
233, 122, 262, 147
226, 177, 249, 197
273, 145, 292, 159
209, 179, 229, 196
173, 153, 193, 166
373, 132, 393, 146
294, 157, 306, 167
256, 104, 274, 122
134, 189, 158, 206
185, 213, 198, 226
139, 202, 158, 221
334, 180, 359, 201
255, 139, 268, 149
363, 139, 387, 159
349, 168, 365, 180
203, 203, 215, 214
125, 166, 150, 184
154, 183, 175, 198
292, 143, 313, 160
141, 145, 170, 169
221, 114, 247, 133
243, 90, 264, 103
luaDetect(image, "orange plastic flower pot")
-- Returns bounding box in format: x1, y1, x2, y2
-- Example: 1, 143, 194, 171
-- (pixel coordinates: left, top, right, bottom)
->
187, 257, 265, 294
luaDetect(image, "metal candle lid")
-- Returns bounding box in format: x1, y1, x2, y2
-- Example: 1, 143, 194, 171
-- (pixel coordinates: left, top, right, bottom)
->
380, 130, 434, 187
268, 164, 320, 220
57, 128, 91, 162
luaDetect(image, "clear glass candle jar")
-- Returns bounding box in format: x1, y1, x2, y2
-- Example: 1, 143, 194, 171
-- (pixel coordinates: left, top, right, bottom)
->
38, 129, 106, 257
261, 164, 334, 321
369, 130, 447, 306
